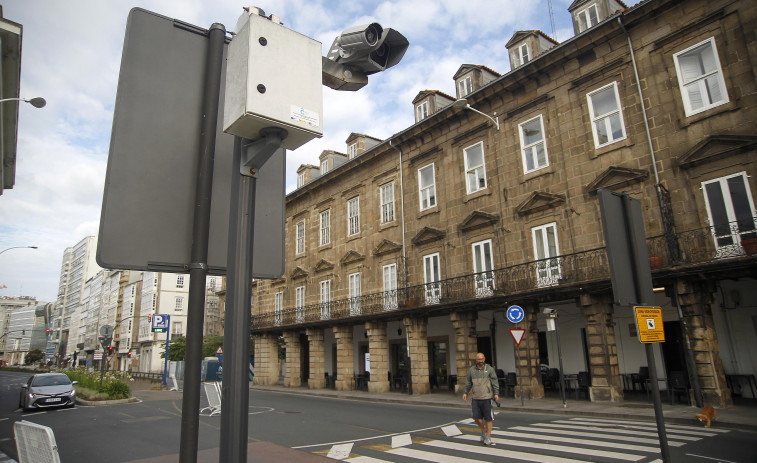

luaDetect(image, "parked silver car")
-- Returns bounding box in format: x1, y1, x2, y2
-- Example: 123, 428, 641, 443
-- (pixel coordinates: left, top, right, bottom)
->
19, 373, 77, 411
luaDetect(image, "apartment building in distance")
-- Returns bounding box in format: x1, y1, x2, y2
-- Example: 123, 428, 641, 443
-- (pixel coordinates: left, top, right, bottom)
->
251, 0, 757, 407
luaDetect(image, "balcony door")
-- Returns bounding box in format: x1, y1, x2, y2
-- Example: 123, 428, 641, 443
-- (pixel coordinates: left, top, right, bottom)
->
472, 239, 494, 297
423, 253, 441, 305
532, 223, 561, 287
702, 172, 756, 254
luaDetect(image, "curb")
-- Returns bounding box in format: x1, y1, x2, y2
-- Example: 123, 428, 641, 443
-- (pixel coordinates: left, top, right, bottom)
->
76, 397, 140, 406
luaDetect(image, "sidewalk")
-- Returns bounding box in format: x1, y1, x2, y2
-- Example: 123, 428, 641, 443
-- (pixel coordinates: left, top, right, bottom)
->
248, 384, 757, 431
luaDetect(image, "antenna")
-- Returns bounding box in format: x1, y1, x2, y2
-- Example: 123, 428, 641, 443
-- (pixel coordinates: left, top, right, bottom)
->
547, 0, 557, 39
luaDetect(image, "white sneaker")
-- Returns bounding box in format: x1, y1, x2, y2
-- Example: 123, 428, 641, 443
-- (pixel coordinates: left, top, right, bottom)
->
480, 432, 486, 443
484, 436, 495, 446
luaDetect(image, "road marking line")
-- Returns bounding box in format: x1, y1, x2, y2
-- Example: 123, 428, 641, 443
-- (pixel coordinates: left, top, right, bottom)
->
456, 434, 644, 461
327, 443, 353, 460
441, 425, 462, 436
685, 453, 738, 463
293, 420, 460, 449
531, 422, 701, 441
420, 440, 597, 463
560, 419, 724, 437
391, 434, 412, 448
511, 425, 690, 445
491, 429, 662, 452
567, 417, 730, 433
345, 457, 392, 463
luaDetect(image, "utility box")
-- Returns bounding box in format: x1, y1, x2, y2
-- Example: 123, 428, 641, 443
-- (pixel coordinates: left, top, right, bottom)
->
223, 8, 323, 151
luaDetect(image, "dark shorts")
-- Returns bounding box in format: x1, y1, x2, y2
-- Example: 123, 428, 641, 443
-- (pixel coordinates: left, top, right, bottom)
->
471, 398, 494, 422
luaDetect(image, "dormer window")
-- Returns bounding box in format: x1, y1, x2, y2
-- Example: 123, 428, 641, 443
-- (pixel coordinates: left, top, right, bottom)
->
321, 160, 329, 175
297, 172, 305, 188
457, 76, 473, 98
512, 43, 530, 68
577, 4, 599, 32
348, 143, 358, 159
416, 100, 429, 122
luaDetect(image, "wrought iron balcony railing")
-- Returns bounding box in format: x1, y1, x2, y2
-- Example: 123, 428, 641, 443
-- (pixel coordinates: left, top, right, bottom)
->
253, 221, 757, 330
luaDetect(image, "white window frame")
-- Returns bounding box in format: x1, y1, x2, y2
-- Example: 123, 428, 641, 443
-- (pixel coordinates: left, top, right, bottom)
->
380, 182, 395, 224
457, 75, 473, 98
532, 223, 562, 287
519, 115, 549, 173
274, 292, 283, 326
295, 286, 305, 323
348, 143, 358, 159
175, 297, 184, 311
418, 163, 437, 211
176, 275, 184, 288
587, 82, 626, 148
701, 171, 757, 255
296, 220, 306, 254
349, 272, 361, 316
297, 172, 305, 188
472, 239, 495, 297
513, 43, 530, 68
321, 160, 329, 175
383, 263, 398, 310
673, 37, 729, 117
416, 100, 429, 122
464, 142, 487, 194
423, 253, 441, 305
320, 280, 331, 320
577, 3, 599, 32
320, 209, 330, 246
347, 196, 360, 236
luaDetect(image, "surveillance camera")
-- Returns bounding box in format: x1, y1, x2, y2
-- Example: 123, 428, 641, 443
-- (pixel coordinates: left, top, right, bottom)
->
327, 23, 409, 75
543, 308, 557, 315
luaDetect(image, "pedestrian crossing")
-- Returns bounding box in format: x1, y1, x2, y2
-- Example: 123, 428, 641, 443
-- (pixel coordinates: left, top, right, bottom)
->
317, 416, 727, 463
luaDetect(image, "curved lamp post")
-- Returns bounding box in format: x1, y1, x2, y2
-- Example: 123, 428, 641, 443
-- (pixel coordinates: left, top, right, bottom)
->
0, 97, 46, 108
453, 98, 499, 130
0, 245, 38, 256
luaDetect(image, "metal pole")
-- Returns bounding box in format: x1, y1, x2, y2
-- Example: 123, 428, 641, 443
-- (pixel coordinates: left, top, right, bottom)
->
163, 319, 171, 386
645, 343, 672, 462
220, 137, 257, 462
517, 342, 524, 406
179, 22, 226, 463
555, 319, 567, 408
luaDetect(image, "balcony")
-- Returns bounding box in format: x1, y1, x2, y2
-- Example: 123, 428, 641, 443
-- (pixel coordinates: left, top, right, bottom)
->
252, 222, 756, 332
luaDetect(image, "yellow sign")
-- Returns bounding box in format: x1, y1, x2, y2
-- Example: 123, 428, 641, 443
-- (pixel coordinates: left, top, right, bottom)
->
634, 306, 665, 343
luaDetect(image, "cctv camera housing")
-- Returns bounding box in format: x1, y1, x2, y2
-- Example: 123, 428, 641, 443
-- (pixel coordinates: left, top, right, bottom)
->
327, 24, 409, 75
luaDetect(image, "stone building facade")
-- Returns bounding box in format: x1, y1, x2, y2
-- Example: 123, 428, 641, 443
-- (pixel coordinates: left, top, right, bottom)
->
252, 0, 757, 407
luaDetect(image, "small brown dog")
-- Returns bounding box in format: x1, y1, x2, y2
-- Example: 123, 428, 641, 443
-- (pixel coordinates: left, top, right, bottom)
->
695, 405, 717, 428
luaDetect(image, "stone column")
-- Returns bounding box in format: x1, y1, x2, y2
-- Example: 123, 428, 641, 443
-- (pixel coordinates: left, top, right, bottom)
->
579, 293, 623, 402
306, 328, 326, 389
404, 316, 430, 395
675, 279, 732, 407
513, 304, 544, 400
282, 331, 301, 387
253, 333, 279, 386
450, 311, 477, 393
365, 321, 390, 393
333, 325, 355, 391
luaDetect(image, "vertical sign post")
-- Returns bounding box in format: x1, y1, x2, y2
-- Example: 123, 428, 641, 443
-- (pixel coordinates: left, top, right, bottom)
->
506, 305, 525, 406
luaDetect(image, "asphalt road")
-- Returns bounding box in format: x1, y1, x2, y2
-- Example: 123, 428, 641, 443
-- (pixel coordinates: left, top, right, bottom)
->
1, 370, 756, 462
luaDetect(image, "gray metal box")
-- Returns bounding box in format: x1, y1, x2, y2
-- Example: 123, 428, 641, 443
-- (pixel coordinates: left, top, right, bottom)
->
223, 11, 322, 151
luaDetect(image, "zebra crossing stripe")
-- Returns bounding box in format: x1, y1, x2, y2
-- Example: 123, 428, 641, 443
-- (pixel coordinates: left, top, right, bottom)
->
490, 429, 661, 453
561, 419, 720, 438
327, 443, 354, 460
344, 456, 392, 463
458, 418, 475, 424
456, 434, 644, 461
530, 422, 702, 441
391, 434, 412, 448
511, 425, 689, 446
567, 417, 730, 433
441, 424, 463, 436
421, 440, 603, 463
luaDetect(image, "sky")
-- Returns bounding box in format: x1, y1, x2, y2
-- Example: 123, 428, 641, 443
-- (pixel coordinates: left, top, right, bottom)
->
0, 0, 634, 303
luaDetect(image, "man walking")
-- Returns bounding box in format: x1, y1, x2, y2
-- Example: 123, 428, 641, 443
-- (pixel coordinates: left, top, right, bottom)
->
462, 352, 499, 446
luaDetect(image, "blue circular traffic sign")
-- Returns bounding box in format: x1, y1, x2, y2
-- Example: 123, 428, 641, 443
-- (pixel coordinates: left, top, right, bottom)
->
506, 305, 525, 324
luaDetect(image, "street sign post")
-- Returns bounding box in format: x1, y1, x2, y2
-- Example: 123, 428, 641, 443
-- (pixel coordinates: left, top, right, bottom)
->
509, 329, 526, 346
507, 305, 526, 406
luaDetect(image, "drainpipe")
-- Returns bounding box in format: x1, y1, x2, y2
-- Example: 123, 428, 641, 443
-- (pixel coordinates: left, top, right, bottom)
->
389, 139, 408, 289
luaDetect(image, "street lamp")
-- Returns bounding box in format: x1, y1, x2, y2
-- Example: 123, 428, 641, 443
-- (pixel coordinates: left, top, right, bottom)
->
453, 98, 499, 130
0, 245, 38, 255
0, 97, 46, 108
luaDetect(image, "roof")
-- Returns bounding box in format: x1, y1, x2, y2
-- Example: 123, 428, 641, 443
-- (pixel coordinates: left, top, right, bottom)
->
453, 64, 501, 80
412, 89, 456, 105
505, 30, 559, 48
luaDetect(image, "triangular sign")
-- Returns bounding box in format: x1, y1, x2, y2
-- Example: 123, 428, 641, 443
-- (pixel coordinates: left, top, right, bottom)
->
509, 329, 526, 346
216, 346, 223, 354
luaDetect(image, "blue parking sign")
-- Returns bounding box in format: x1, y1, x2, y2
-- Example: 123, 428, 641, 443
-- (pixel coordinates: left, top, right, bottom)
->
152, 314, 170, 333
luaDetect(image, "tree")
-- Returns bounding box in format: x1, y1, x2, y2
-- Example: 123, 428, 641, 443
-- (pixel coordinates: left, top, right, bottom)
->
25, 349, 45, 365
161, 336, 186, 361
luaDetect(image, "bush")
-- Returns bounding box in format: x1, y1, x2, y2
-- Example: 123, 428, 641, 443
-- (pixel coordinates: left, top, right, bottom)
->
63, 368, 131, 400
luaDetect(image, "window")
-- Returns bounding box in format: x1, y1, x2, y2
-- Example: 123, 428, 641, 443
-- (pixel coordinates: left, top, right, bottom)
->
348, 143, 358, 159
320, 280, 331, 320
349, 273, 361, 315
172, 321, 183, 336
380, 182, 395, 224
458, 75, 473, 98
383, 263, 398, 310
176, 275, 184, 288
208, 278, 216, 290
587, 82, 626, 148
464, 142, 487, 194
152, 294, 157, 310
153, 275, 158, 288
673, 37, 729, 117
472, 240, 495, 296
347, 197, 360, 236
512, 43, 530, 68
321, 160, 329, 175
532, 223, 561, 287
423, 253, 441, 304
320, 209, 330, 246
175, 297, 184, 311
577, 3, 599, 32
297, 172, 305, 188
418, 164, 437, 210
296, 221, 306, 254
274, 292, 283, 326
295, 286, 305, 323
702, 172, 756, 254
519, 115, 549, 173
416, 100, 429, 122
